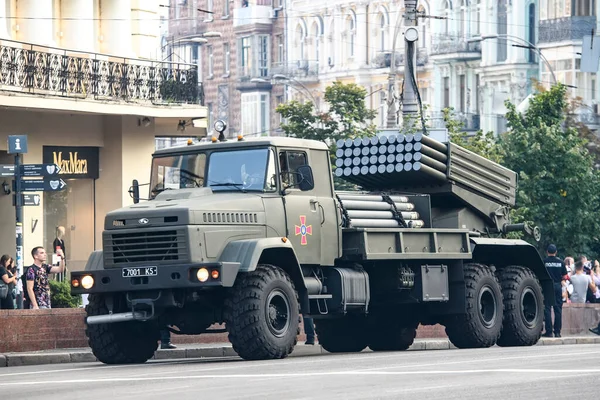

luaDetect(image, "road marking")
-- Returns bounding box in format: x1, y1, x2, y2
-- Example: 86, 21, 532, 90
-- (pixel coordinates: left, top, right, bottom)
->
1, 368, 599, 386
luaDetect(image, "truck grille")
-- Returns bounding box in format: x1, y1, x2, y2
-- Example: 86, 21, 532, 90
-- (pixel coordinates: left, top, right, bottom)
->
104, 229, 189, 266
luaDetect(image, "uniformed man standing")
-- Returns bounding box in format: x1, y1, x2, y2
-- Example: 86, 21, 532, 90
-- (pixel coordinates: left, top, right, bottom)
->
543, 244, 567, 338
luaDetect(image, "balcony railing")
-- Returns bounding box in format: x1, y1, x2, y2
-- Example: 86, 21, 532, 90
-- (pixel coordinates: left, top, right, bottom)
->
372, 48, 429, 68
539, 16, 596, 43
269, 60, 319, 81
0, 39, 203, 106
431, 34, 481, 57
430, 112, 480, 131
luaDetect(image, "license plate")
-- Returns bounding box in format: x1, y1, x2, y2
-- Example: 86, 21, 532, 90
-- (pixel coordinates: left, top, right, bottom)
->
122, 266, 158, 278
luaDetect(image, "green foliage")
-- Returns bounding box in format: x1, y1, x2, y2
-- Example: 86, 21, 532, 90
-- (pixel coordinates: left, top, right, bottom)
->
51, 279, 82, 308
501, 84, 600, 257
276, 81, 378, 190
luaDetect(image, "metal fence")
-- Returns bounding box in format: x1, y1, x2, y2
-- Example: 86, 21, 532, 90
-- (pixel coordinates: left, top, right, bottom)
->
0, 39, 203, 105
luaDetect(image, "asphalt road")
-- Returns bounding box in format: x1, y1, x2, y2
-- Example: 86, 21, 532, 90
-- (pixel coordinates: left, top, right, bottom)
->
1, 344, 599, 400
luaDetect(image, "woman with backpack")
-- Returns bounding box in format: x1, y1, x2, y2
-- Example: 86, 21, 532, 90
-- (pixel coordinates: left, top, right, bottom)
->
0, 254, 17, 309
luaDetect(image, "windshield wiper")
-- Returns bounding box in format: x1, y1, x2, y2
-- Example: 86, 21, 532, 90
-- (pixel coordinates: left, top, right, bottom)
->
209, 182, 247, 192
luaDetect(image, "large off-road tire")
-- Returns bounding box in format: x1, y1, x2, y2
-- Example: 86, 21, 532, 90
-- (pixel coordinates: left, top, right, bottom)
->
224, 264, 300, 360
315, 316, 369, 353
496, 266, 544, 347
85, 294, 159, 365
445, 263, 504, 349
368, 319, 418, 352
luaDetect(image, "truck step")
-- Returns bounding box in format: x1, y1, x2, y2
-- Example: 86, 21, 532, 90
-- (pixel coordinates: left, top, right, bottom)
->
308, 294, 333, 299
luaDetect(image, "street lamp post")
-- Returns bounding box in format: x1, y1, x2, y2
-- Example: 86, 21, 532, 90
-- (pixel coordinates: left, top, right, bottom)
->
386, 0, 420, 129
471, 34, 557, 85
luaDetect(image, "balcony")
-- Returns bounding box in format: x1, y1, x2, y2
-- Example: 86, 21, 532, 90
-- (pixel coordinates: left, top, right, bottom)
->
430, 112, 480, 131
233, 5, 274, 28
0, 39, 203, 106
431, 34, 481, 60
539, 16, 596, 44
372, 48, 428, 68
270, 60, 319, 82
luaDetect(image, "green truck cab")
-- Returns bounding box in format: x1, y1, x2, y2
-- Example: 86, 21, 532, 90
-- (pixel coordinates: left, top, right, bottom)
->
71, 132, 552, 364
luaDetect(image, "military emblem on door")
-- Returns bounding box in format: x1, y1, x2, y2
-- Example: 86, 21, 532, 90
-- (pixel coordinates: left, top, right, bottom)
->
295, 216, 312, 245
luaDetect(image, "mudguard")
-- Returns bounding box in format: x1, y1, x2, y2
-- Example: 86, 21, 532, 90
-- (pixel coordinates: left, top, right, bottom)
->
219, 238, 306, 290
469, 237, 554, 304
84, 250, 104, 271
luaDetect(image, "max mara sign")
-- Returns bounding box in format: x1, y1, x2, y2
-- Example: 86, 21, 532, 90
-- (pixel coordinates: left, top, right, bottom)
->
42, 146, 100, 179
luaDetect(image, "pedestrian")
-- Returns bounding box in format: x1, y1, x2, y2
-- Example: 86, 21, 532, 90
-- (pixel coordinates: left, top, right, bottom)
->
569, 260, 596, 304
25, 246, 66, 309
303, 316, 316, 345
0, 254, 17, 309
543, 244, 567, 338
160, 328, 177, 349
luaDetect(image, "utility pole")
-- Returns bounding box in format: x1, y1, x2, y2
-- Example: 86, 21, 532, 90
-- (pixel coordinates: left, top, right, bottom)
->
386, 0, 420, 130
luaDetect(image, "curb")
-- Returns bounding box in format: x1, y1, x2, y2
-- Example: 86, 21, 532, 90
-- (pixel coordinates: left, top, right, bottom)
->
2, 337, 599, 368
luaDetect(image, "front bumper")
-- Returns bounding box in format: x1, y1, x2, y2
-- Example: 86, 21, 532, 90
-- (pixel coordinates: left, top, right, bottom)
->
70, 262, 241, 295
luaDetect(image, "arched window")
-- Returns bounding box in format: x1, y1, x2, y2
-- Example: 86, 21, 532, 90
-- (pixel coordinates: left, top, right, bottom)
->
528, 3, 536, 63
295, 23, 306, 61
328, 20, 335, 66
443, 0, 452, 35
378, 13, 386, 51
346, 14, 356, 58
497, 0, 507, 62
311, 22, 320, 64
418, 4, 428, 48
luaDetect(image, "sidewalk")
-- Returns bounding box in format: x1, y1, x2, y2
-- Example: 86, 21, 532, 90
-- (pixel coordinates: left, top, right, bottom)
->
2, 336, 599, 368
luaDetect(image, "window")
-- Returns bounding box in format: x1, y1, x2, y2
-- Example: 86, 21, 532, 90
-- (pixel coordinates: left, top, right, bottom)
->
207, 45, 214, 77
378, 13, 386, 51
279, 151, 308, 187
346, 15, 355, 58
459, 0, 466, 38
379, 91, 387, 127
497, 0, 508, 63
223, 0, 231, 17
459, 75, 466, 112
528, 4, 536, 63
258, 35, 270, 77
276, 95, 284, 124
206, 0, 214, 21
175, 0, 188, 19
475, 74, 480, 113
241, 92, 270, 136
276, 35, 284, 64
593, 78, 597, 101
207, 102, 214, 133
443, 77, 450, 108
295, 24, 305, 61
150, 153, 207, 198
191, 44, 199, 65
207, 148, 274, 192
223, 43, 230, 75
240, 37, 251, 77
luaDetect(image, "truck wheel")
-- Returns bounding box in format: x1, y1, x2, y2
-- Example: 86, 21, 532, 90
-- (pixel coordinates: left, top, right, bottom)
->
224, 264, 300, 360
445, 264, 503, 348
368, 320, 418, 351
496, 266, 544, 347
85, 294, 158, 364
315, 316, 368, 353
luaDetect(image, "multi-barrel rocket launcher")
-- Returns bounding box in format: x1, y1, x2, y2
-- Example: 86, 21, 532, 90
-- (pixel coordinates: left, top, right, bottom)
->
333, 132, 540, 241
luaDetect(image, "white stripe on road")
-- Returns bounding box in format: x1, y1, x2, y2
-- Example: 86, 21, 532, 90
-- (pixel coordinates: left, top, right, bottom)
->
0, 368, 599, 387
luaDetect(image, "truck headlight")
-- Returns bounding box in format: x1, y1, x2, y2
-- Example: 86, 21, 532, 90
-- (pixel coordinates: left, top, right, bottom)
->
81, 275, 95, 289
197, 268, 209, 282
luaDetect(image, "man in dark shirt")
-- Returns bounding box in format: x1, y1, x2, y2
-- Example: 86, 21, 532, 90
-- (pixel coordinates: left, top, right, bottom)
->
543, 244, 567, 338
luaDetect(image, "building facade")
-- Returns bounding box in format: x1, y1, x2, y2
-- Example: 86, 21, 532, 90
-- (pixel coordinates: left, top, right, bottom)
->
0, 0, 207, 272
167, 0, 286, 139
538, 0, 598, 129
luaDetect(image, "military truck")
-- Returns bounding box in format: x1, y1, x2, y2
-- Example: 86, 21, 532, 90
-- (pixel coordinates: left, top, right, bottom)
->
71, 129, 552, 364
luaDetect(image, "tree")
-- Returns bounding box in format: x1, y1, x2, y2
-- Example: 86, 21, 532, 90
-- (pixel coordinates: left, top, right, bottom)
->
501, 84, 600, 256
276, 81, 378, 189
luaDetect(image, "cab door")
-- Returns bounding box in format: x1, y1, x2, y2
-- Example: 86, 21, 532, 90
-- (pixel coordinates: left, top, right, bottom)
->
279, 149, 322, 265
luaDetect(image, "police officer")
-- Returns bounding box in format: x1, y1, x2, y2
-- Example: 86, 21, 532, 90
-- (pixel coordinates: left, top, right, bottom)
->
543, 244, 567, 338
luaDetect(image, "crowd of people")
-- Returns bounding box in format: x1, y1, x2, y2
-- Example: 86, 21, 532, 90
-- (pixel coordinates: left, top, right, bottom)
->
543, 244, 600, 338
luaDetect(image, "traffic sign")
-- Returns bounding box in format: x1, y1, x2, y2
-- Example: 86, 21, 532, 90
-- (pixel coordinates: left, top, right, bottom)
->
7, 135, 28, 154
20, 163, 61, 177
20, 178, 67, 192
23, 194, 41, 206
0, 164, 15, 177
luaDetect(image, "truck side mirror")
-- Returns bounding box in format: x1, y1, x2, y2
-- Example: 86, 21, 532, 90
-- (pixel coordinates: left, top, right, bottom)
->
296, 165, 314, 191
129, 179, 140, 204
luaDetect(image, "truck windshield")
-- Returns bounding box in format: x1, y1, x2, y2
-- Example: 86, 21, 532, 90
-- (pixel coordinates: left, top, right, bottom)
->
150, 153, 207, 198
207, 148, 275, 192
